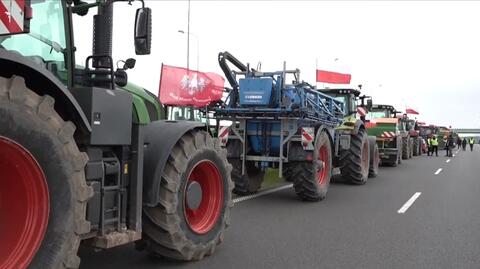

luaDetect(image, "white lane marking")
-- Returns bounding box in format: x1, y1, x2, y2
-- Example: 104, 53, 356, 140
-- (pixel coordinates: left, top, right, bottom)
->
233, 184, 293, 204
398, 192, 422, 214
453, 154, 456, 157
446, 159, 451, 163
434, 168, 442, 175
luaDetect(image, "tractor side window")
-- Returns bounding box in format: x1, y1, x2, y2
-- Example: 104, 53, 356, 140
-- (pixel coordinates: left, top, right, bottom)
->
0, 1, 67, 82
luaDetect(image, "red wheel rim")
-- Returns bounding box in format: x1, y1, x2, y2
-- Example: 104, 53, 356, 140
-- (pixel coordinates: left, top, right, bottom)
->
0, 136, 49, 269
362, 141, 369, 175
317, 145, 329, 184
184, 160, 223, 234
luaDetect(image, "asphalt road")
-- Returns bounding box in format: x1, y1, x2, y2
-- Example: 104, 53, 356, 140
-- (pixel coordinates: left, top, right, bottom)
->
79, 145, 480, 269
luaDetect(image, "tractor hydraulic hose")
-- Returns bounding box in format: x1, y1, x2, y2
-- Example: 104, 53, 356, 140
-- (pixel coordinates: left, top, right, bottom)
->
218, 51, 248, 106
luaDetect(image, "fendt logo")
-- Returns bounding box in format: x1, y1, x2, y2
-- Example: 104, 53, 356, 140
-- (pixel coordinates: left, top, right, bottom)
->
0, 0, 25, 35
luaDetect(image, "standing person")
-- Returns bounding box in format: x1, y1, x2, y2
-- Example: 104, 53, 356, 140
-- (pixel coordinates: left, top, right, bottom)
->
462, 138, 467, 151
456, 136, 462, 149
446, 135, 454, 157
431, 135, 439, 157
469, 137, 475, 151
427, 136, 432, 156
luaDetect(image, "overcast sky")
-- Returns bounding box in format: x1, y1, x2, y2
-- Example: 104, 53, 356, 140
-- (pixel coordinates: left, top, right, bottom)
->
75, 0, 480, 128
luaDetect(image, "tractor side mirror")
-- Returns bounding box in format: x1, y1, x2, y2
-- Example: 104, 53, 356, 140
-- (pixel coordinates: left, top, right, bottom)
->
134, 7, 152, 55
367, 99, 373, 110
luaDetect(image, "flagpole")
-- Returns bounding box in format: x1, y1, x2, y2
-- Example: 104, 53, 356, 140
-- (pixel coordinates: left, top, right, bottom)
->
315, 57, 318, 89
187, 0, 190, 72
187, 0, 195, 120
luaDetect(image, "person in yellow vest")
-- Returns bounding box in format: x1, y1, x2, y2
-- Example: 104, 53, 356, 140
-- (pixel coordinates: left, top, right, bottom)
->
430, 135, 439, 156
469, 137, 475, 151
427, 136, 433, 156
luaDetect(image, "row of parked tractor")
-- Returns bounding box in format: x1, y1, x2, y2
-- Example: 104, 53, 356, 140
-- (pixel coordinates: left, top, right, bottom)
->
1, 1, 457, 267
208, 52, 447, 201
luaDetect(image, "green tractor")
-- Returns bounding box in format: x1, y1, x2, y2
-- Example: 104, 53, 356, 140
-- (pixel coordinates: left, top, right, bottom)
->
436, 125, 453, 149
320, 88, 380, 183
400, 116, 422, 156
0, 1, 233, 268
397, 114, 414, 159
365, 104, 403, 166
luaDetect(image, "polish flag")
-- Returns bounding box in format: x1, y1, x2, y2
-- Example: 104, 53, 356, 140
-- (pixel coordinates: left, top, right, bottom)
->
159, 64, 225, 108
405, 108, 419, 115
316, 70, 351, 84
316, 57, 352, 85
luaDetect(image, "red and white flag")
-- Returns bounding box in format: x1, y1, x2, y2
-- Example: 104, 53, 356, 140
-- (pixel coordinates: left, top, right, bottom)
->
0, 0, 27, 35
159, 64, 225, 108
316, 70, 351, 84
405, 108, 419, 115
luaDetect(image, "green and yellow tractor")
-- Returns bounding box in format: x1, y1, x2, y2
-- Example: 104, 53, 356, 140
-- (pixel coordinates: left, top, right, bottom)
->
320, 88, 380, 183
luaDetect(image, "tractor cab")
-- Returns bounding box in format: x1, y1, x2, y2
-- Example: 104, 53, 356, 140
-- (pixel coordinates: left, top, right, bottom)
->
319, 88, 361, 115
366, 104, 397, 121
318, 88, 372, 120
419, 124, 437, 138
0, 0, 151, 88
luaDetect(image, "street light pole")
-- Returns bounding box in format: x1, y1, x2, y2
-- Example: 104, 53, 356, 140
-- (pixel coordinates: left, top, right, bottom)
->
178, 30, 199, 71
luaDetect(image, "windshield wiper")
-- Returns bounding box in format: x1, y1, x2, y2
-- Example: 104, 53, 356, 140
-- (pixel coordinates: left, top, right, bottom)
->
28, 32, 65, 54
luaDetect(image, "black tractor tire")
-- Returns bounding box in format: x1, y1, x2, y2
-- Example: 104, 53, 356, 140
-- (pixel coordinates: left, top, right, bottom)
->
226, 140, 264, 195
368, 136, 379, 178
288, 130, 332, 201
384, 138, 401, 167
0, 75, 92, 269
230, 160, 264, 195
409, 139, 414, 158
394, 138, 402, 166
402, 136, 410, 160
418, 138, 423, 156
142, 130, 233, 261
412, 137, 420, 156
339, 129, 370, 185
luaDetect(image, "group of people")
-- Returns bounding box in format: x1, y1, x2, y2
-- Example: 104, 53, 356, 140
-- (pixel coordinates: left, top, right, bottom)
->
457, 136, 476, 152
426, 135, 476, 157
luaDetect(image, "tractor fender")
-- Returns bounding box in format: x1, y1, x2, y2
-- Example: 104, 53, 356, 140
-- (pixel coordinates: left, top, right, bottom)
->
288, 124, 334, 161
142, 120, 205, 207
0, 49, 91, 133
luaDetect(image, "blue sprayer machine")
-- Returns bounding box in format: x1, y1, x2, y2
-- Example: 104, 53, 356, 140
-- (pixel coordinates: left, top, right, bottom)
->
212, 52, 345, 201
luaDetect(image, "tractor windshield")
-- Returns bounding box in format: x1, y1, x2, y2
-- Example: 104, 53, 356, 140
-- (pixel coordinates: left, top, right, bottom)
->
366, 110, 388, 120
333, 94, 355, 114
0, 1, 67, 82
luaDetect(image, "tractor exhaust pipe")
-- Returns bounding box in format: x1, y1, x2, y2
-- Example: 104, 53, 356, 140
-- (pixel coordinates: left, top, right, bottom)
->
92, 2, 113, 68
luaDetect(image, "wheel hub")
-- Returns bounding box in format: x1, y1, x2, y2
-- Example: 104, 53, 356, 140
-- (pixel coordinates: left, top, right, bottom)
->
317, 145, 329, 184
186, 181, 203, 210
316, 160, 324, 171
184, 160, 223, 235
0, 136, 49, 269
